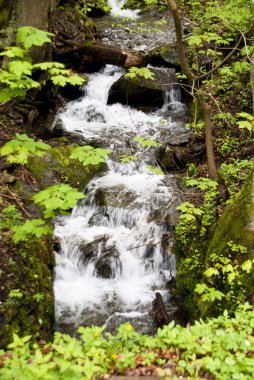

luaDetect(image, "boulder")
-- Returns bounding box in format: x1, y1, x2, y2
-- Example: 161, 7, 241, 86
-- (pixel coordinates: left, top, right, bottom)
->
78, 236, 108, 265
107, 67, 177, 108
148, 43, 180, 68
95, 246, 121, 279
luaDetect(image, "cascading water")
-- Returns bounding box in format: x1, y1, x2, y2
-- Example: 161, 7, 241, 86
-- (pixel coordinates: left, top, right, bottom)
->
108, 0, 139, 18
54, 65, 187, 333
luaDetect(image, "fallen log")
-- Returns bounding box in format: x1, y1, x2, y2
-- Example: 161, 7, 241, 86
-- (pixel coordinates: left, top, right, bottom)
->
54, 41, 146, 70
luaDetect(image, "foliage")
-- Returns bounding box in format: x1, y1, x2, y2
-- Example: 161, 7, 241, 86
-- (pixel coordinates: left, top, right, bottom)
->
133, 136, 161, 147
70, 145, 111, 166
195, 240, 254, 311
176, 176, 219, 243
237, 112, 254, 133
11, 219, 52, 243
176, 201, 203, 244
0, 205, 23, 230
0, 134, 51, 164
120, 155, 138, 163
146, 165, 164, 175
16, 27, 53, 50
33, 184, 85, 218
218, 159, 252, 199
1, 306, 254, 379
0, 27, 85, 103
125, 67, 155, 80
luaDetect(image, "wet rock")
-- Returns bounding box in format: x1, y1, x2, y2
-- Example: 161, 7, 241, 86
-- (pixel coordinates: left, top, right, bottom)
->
95, 246, 121, 279
158, 142, 205, 171
78, 236, 108, 264
94, 185, 137, 208
94, 14, 176, 53
108, 67, 177, 108
148, 43, 180, 68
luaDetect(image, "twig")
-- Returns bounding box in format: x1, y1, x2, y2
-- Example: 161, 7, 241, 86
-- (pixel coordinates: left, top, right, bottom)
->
126, 232, 174, 251
1, 187, 31, 218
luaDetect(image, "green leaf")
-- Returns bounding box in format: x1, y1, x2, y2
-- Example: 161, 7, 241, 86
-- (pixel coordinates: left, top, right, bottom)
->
195, 283, 208, 294
33, 62, 65, 71
33, 184, 85, 218
11, 219, 52, 243
0, 134, 51, 164
237, 120, 253, 132
16, 27, 53, 49
242, 260, 253, 273
133, 136, 161, 147
50, 75, 69, 86
70, 146, 111, 167
125, 67, 155, 81
0, 88, 26, 103
67, 74, 85, 86
146, 165, 164, 175
204, 267, 220, 277
237, 112, 254, 121
9, 60, 33, 77
0, 46, 27, 58
120, 155, 138, 163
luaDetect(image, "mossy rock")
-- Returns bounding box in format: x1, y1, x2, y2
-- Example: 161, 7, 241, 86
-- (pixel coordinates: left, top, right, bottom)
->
26, 145, 105, 192
107, 67, 177, 108
0, 144, 105, 348
175, 167, 254, 321
0, 236, 54, 348
207, 169, 254, 256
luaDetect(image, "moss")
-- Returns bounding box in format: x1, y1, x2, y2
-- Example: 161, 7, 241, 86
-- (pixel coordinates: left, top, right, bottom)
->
175, 168, 254, 321
206, 170, 254, 256
26, 145, 105, 191
0, 143, 105, 348
0, 236, 54, 348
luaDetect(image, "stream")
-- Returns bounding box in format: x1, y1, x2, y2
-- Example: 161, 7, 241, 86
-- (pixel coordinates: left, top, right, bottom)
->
53, 1, 189, 334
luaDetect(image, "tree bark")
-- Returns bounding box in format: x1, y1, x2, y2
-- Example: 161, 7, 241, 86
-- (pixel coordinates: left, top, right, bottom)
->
3, 0, 58, 61
251, 50, 254, 116
54, 41, 145, 70
165, 0, 219, 181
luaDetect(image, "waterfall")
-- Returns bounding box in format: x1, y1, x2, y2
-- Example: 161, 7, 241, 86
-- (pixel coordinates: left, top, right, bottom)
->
108, 0, 139, 18
54, 65, 186, 332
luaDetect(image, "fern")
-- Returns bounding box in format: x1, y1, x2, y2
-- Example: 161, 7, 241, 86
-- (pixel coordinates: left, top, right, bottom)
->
70, 146, 111, 166
0, 134, 51, 164
33, 184, 85, 218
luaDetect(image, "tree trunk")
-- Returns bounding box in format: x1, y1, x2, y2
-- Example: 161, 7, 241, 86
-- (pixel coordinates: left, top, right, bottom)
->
165, 0, 219, 181
251, 50, 254, 116
2, 0, 58, 61
197, 95, 218, 180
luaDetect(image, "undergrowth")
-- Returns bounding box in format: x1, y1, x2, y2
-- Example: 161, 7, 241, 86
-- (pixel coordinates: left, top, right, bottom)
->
0, 304, 254, 379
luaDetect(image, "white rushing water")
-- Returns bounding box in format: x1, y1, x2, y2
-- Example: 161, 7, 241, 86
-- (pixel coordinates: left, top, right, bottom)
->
54, 65, 186, 331
108, 0, 139, 18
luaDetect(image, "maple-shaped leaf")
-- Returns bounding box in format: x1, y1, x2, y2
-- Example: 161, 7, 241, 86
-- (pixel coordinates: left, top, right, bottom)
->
50, 75, 69, 87
33, 62, 65, 71
11, 219, 52, 243
70, 146, 111, 167
67, 74, 85, 86
17, 27, 53, 50
33, 184, 85, 218
9, 60, 33, 77
0, 46, 27, 58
